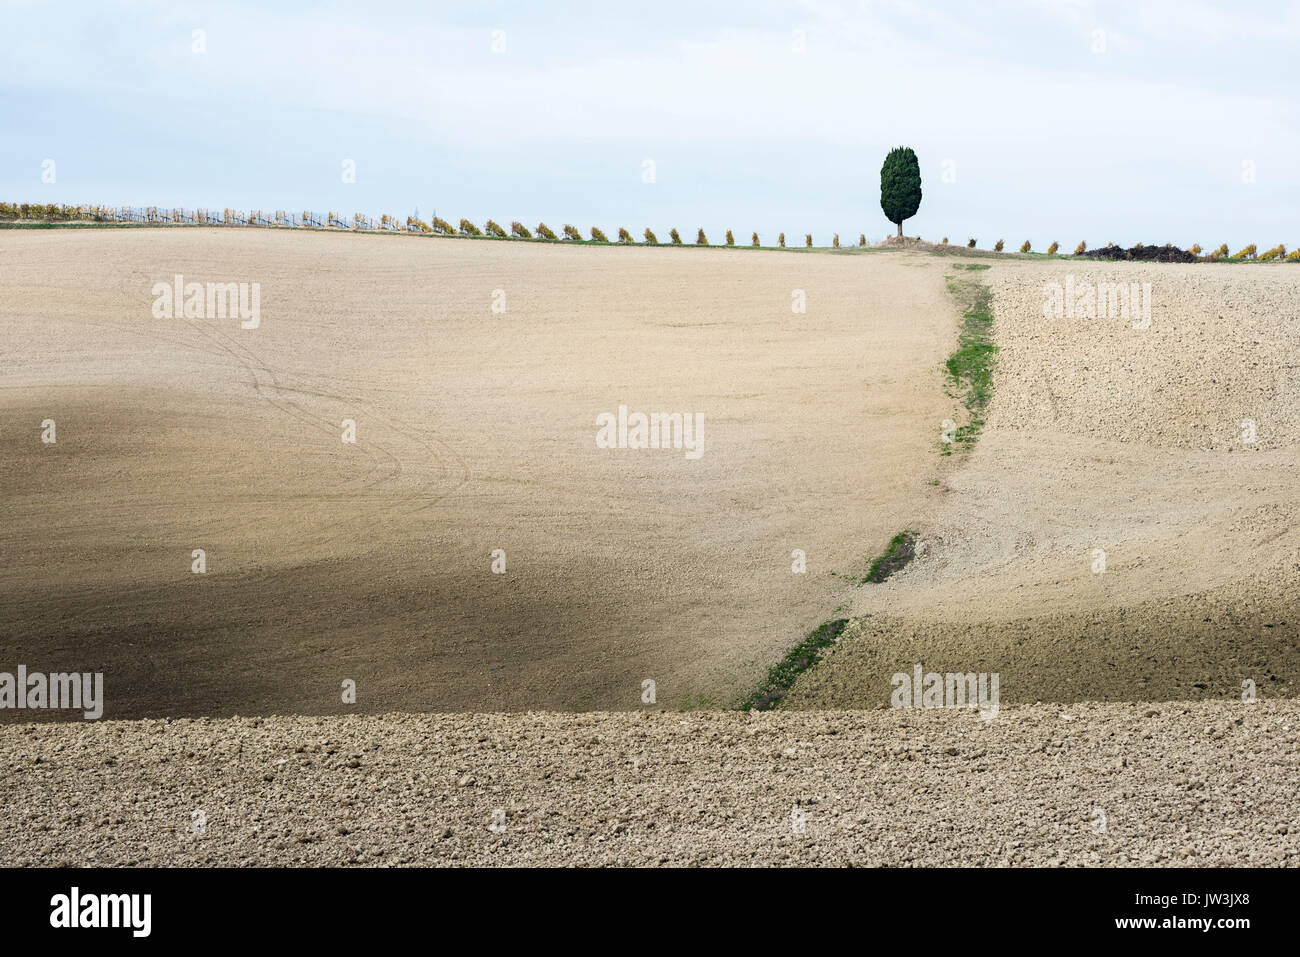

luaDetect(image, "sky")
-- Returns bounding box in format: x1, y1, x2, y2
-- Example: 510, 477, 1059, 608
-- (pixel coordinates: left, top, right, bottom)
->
3, 0, 1298, 248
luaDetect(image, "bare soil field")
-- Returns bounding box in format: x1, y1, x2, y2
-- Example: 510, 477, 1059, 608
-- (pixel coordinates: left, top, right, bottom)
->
3, 702, 1296, 866
3, 234, 1297, 866
0, 228, 955, 716
788, 261, 1300, 707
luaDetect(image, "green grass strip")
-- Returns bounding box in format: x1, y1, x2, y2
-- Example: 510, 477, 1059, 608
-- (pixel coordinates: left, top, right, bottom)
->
740, 618, 849, 712
861, 529, 916, 584
941, 274, 997, 454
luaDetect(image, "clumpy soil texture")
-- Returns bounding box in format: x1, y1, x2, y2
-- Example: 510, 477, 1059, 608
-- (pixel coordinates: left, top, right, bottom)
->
2, 703, 1295, 866
0, 229, 957, 715
1084, 243, 1200, 263
789, 261, 1300, 708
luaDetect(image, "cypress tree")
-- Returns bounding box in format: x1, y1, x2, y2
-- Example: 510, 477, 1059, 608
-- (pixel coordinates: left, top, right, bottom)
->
880, 146, 923, 238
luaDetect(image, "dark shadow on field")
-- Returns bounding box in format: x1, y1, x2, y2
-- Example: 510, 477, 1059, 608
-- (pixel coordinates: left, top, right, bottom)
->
0, 553, 667, 721
781, 595, 1300, 709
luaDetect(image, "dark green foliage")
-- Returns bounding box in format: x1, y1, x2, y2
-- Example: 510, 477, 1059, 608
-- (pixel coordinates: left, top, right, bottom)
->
740, 619, 850, 712
862, 531, 916, 584
880, 146, 923, 237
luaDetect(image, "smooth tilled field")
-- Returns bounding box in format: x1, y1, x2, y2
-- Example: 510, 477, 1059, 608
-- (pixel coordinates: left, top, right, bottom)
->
0, 228, 954, 716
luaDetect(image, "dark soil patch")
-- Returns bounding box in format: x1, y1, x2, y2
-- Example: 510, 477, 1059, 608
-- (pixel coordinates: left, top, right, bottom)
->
1081, 243, 1199, 263
863, 530, 916, 584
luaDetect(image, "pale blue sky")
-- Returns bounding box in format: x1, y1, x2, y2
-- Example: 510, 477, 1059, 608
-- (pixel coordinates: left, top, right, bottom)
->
3, 0, 1297, 247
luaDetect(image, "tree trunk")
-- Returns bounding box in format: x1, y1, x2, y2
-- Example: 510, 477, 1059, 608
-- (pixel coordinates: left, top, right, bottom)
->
896, 221, 903, 238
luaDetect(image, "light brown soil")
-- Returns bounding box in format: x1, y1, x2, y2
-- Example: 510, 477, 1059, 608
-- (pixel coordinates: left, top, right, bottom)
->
788, 261, 1300, 708
2, 702, 1295, 866
0, 229, 955, 716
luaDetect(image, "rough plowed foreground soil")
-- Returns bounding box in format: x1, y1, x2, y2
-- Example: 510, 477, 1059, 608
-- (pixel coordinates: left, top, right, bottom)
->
2, 703, 1296, 866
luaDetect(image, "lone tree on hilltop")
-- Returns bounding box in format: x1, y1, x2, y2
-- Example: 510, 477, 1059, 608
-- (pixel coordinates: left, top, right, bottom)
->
880, 146, 922, 237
